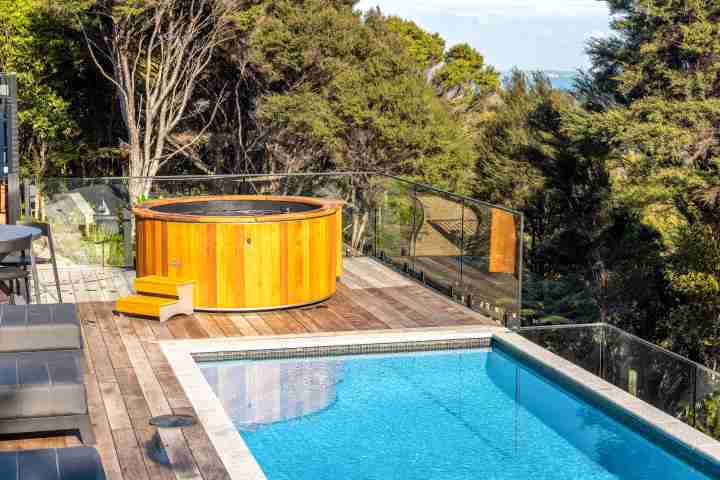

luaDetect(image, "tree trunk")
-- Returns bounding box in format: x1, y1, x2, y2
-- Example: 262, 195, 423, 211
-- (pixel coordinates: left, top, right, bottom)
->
82, 0, 234, 202
351, 210, 369, 254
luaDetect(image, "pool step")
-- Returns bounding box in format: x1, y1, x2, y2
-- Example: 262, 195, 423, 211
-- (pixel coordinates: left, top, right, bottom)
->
115, 276, 194, 322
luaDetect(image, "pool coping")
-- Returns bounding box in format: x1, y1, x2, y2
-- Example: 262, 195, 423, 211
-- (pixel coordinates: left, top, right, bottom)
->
159, 326, 720, 479
493, 332, 720, 471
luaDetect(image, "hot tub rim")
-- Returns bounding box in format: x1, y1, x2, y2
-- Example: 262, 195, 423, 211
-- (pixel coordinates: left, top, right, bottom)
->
133, 194, 344, 224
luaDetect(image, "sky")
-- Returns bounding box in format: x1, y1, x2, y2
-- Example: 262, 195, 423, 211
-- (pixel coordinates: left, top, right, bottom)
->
355, 0, 612, 71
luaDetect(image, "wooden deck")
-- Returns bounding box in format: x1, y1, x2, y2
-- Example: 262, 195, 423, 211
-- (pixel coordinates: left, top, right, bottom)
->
0, 257, 496, 480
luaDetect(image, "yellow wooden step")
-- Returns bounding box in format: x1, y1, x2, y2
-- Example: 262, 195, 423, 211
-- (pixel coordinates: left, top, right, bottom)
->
134, 275, 194, 297
116, 295, 178, 318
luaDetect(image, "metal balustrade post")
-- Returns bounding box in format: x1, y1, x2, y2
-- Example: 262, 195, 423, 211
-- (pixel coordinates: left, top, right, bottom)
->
517, 213, 525, 327
122, 210, 134, 268
23, 178, 30, 219
600, 324, 606, 380
459, 198, 465, 296
410, 184, 417, 271
691, 365, 698, 427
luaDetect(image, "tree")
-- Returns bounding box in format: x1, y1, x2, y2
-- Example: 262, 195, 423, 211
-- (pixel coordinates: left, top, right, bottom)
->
83, 0, 238, 198
0, 0, 119, 183
574, 0, 720, 365
433, 43, 500, 102
475, 71, 668, 333
384, 16, 445, 71
248, 1, 476, 184
664, 223, 720, 366
245, 1, 477, 248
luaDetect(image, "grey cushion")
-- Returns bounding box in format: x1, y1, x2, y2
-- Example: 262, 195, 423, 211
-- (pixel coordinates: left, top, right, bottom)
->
0, 304, 81, 352
0, 447, 105, 480
0, 350, 87, 418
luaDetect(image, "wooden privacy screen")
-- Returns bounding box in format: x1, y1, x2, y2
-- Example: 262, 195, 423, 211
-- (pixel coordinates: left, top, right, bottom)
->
489, 208, 518, 274
0, 182, 6, 224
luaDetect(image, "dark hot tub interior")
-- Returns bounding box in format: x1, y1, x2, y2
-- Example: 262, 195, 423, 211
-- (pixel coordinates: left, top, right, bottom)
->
148, 199, 320, 217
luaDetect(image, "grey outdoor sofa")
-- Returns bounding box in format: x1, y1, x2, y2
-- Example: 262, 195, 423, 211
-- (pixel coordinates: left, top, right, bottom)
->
0, 303, 94, 444
0, 446, 105, 480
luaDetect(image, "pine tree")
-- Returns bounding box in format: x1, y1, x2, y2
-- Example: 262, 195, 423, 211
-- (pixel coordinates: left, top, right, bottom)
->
578, 0, 720, 364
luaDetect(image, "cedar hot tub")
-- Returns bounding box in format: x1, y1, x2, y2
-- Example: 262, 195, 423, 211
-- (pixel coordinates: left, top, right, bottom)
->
133, 195, 343, 311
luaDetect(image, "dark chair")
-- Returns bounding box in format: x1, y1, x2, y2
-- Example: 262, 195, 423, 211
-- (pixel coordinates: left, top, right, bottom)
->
0, 235, 40, 304
1, 221, 61, 302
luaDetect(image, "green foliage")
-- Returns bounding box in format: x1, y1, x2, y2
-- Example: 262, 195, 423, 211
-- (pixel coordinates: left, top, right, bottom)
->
603, 0, 720, 101
112, 0, 152, 17
0, 0, 120, 180
0, 0, 77, 177
433, 43, 500, 99
691, 391, 720, 439
231, 3, 265, 33
476, 70, 669, 334
384, 16, 445, 70
580, 1, 720, 242
250, 0, 475, 190
554, 0, 720, 366
522, 272, 599, 324
660, 223, 720, 364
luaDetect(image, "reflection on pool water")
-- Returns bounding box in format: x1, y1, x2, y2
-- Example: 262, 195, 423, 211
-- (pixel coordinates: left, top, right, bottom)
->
200, 348, 718, 480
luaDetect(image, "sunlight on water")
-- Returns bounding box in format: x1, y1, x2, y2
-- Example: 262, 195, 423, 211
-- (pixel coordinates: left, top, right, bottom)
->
200, 349, 716, 480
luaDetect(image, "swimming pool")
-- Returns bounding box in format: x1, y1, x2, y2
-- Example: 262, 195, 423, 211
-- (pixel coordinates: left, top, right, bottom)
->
198, 344, 720, 480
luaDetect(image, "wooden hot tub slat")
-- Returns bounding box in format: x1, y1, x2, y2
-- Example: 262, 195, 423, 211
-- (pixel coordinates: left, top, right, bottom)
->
134, 195, 343, 311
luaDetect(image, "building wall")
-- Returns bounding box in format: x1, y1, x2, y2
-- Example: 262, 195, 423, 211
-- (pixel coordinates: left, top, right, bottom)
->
0, 74, 18, 224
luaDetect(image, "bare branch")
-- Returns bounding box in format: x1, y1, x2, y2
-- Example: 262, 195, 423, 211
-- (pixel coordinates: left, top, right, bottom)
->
85, 0, 238, 196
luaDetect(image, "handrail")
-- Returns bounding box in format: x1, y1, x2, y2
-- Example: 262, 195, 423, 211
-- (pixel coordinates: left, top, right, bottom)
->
519, 322, 720, 377
38, 171, 524, 217
379, 173, 524, 216
38, 171, 368, 181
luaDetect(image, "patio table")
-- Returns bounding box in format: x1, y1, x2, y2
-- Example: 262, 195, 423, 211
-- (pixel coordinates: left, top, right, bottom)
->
0, 225, 41, 298
0, 225, 41, 256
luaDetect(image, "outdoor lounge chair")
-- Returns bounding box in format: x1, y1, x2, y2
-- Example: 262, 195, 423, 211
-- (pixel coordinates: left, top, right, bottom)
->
0, 303, 94, 444
0, 304, 81, 352
0, 446, 106, 479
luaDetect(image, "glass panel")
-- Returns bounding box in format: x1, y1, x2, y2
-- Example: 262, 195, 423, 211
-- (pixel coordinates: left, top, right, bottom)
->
342, 174, 381, 257
692, 366, 720, 440
461, 203, 522, 326
36, 177, 132, 268
518, 325, 603, 376
409, 185, 463, 299
521, 323, 702, 429
603, 326, 694, 418
377, 178, 416, 271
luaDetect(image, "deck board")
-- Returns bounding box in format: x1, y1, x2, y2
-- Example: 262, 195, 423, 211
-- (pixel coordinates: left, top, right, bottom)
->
0, 257, 498, 479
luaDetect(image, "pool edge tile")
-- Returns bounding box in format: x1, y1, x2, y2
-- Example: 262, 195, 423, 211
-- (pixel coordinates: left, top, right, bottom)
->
161, 326, 502, 479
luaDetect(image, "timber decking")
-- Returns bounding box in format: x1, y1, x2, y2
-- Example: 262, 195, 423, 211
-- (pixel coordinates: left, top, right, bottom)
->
0, 257, 497, 480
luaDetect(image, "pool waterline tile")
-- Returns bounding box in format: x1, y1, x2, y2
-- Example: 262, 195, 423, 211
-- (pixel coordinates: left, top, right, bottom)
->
161, 326, 720, 479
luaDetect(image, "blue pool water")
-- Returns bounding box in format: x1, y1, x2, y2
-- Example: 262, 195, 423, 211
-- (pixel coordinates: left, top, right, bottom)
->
199, 347, 718, 480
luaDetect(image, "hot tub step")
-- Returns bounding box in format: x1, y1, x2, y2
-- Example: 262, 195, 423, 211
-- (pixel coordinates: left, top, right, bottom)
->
116, 276, 195, 322
115, 294, 191, 322
134, 276, 194, 300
